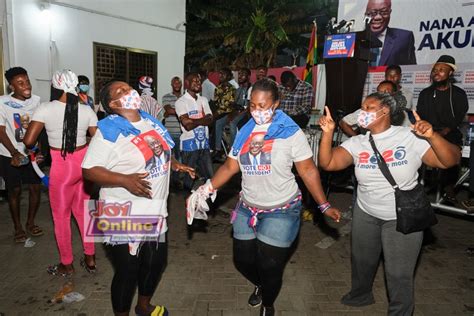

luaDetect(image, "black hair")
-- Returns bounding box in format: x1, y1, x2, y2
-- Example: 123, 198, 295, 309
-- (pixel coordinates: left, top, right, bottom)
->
268, 75, 277, 82
385, 65, 402, 74
367, 92, 406, 126
99, 81, 116, 114
256, 65, 268, 71
220, 67, 232, 80
50, 85, 79, 158
198, 70, 208, 79
239, 67, 251, 76
5, 67, 28, 84
185, 72, 200, 82
77, 75, 90, 84
251, 78, 279, 102
280, 71, 296, 85
377, 80, 398, 92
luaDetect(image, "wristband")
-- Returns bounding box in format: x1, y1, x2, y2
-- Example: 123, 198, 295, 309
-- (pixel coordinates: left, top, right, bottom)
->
318, 201, 331, 213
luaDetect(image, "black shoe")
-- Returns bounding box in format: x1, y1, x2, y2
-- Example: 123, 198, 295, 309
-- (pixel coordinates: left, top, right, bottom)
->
260, 305, 275, 316
340, 292, 375, 307
248, 286, 262, 307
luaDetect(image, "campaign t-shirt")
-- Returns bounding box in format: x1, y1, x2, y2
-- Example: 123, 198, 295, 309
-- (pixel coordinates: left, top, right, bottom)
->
229, 124, 313, 208
32, 100, 97, 148
340, 126, 430, 220
175, 91, 212, 152
82, 119, 172, 235
0, 94, 41, 157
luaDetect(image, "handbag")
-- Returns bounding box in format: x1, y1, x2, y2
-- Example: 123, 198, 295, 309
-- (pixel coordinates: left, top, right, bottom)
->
368, 134, 437, 234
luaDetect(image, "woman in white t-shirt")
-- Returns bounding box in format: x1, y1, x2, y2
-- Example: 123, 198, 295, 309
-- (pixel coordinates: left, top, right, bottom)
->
318, 93, 460, 315
81, 80, 194, 316
24, 69, 97, 277
190, 79, 341, 316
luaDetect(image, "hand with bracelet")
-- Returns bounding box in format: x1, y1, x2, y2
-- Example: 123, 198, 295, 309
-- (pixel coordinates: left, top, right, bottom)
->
318, 201, 341, 222
171, 157, 196, 179
10, 149, 28, 167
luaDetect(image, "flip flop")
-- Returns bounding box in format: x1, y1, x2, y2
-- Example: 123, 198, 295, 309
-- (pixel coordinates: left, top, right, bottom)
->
26, 225, 44, 237
14, 231, 27, 243
135, 305, 168, 316
47, 264, 74, 278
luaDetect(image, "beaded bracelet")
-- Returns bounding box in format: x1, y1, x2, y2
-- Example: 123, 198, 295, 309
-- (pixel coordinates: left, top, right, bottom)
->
318, 201, 332, 213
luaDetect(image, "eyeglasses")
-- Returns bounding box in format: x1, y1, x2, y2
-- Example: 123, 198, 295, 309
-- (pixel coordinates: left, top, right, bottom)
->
365, 8, 391, 18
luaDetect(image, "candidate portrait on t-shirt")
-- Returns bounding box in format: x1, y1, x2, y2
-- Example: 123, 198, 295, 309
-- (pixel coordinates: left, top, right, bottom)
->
144, 134, 170, 172
240, 133, 272, 166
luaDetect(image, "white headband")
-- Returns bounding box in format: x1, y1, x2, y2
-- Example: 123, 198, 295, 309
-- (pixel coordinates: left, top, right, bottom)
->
52, 69, 78, 96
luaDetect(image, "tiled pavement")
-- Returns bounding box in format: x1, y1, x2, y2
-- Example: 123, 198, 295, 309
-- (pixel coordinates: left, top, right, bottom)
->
0, 181, 473, 316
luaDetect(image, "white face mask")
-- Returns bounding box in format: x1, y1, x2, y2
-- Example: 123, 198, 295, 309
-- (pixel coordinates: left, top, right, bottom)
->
251, 107, 274, 125
115, 89, 142, 110
357, 108, 386, 128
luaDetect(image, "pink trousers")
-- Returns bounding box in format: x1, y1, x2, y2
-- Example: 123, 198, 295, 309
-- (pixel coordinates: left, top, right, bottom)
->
49, 147, 95, 265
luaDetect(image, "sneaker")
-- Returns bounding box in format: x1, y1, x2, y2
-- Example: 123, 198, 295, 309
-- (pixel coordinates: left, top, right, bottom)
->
248, 286, 262, 307
260, 305, 275, 316
461, 199, 474, 213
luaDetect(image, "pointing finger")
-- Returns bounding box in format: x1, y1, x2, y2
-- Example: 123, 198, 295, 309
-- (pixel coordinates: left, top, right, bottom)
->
412, 110, 421, 122
324, 106, 333, 120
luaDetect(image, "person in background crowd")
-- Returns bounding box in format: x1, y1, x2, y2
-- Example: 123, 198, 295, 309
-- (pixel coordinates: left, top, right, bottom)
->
162, 76, 183, 189
190, 78, 340, 316
228, 67, 252, 140
77, 75, 94, 110
82, 80, 194, 316
417, 55, 468, 203
319, 92, 460, 315
176, 72, 214, 190
213, 67, 236, 161
199, 70, 216, 103
138, 76, 163, 121
365, 0, 416, 66
279, 71, 313, 129
0, 67, 43, 243
267, 75, 277, 82
24, 69, 97, 277
339, 80, 404, 136
246, 65, 268, 104
384, 65, 413, 110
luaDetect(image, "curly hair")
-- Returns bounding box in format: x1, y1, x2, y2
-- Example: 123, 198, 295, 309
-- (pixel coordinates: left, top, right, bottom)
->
367, 92, 407, 126
251, 78, 280, 102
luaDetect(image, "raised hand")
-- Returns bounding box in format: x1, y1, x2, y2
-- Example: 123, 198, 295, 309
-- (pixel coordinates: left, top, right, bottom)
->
121, 172, 152, 198
411, 110, 434, 139
318, 106, 336, 133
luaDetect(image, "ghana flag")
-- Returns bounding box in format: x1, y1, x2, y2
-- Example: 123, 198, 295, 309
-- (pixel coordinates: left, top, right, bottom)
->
302, 21, 317, 84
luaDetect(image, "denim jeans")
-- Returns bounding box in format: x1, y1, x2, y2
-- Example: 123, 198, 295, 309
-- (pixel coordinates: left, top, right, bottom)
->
232, 200, 302, 248
181, 149, 214, 190
214, 114, 228, 151
341, 203, 423, 315
228, 112, 246, 147
170, 133, 181, 185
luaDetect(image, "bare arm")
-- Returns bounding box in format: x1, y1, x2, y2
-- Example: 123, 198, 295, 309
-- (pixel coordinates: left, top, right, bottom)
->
179, 114, 213, 131
0, 125, 26, 166
295, 158, 340, 221
339, 120, 358, 137
83, 167, 152, 198
88, 126, 97, 137
318, 107, 354, 171
210, 157, 240, 189
23, 121, 44, 149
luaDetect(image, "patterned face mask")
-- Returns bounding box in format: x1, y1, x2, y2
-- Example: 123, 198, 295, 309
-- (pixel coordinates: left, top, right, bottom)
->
357, 108, 385, 128
116, 89, 142, 110
251, 107, 274, 125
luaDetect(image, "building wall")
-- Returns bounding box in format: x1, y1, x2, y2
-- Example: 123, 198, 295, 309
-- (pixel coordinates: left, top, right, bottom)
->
1, 0, 185, 102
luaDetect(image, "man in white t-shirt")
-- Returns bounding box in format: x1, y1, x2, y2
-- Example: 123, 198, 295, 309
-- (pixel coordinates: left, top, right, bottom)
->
199, 70, 216, 103
0, 67, 43, 242
175, 72, 214, 190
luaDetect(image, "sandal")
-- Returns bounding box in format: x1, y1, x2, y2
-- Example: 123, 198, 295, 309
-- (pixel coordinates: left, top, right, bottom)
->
14, 231, 27, 243
26, 225, 44, 237
47, 264, 74, 277
135, 305, 168, 316
80, 256, 97, 274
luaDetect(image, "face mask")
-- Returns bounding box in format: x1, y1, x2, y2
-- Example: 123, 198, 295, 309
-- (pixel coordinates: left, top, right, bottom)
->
251, 107, 274, 125
116, 89, 142, 110
357, 108, 385, 128
78, 84, 89, 93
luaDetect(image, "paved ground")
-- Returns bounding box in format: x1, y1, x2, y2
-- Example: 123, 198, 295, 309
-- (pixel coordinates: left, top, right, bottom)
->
0, 177, 473, 316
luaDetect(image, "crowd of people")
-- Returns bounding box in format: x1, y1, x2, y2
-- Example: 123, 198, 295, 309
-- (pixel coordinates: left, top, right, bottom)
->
0, 53, 469, 316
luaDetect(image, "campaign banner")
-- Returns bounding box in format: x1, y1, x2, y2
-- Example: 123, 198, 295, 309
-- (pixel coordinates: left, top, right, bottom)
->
337, 0, 473, 66
363, 63, 474, 113
323, 33, 356, 58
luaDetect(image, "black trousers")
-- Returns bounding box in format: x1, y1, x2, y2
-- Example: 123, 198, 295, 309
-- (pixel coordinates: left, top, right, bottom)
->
106, 241, 168, 313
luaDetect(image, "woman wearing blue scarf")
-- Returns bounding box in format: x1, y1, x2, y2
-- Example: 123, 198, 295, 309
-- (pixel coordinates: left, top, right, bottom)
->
193, 78, 341, 316
82, 81, 194, 316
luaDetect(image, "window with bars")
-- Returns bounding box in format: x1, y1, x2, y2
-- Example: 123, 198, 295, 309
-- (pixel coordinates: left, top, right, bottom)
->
93, 42, 157, 102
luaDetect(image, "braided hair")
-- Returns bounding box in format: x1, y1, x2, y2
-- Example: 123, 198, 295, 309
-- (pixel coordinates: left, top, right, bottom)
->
251, 78, 280, 102
367, 92, 406, 126
50, 86, 79, 158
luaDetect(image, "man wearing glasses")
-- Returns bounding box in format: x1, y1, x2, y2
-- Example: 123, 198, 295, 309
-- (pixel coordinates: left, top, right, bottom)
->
366, 0, 417, 66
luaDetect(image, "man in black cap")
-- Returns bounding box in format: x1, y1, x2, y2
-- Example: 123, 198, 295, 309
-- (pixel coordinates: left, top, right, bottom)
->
417, 55, 468, 203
